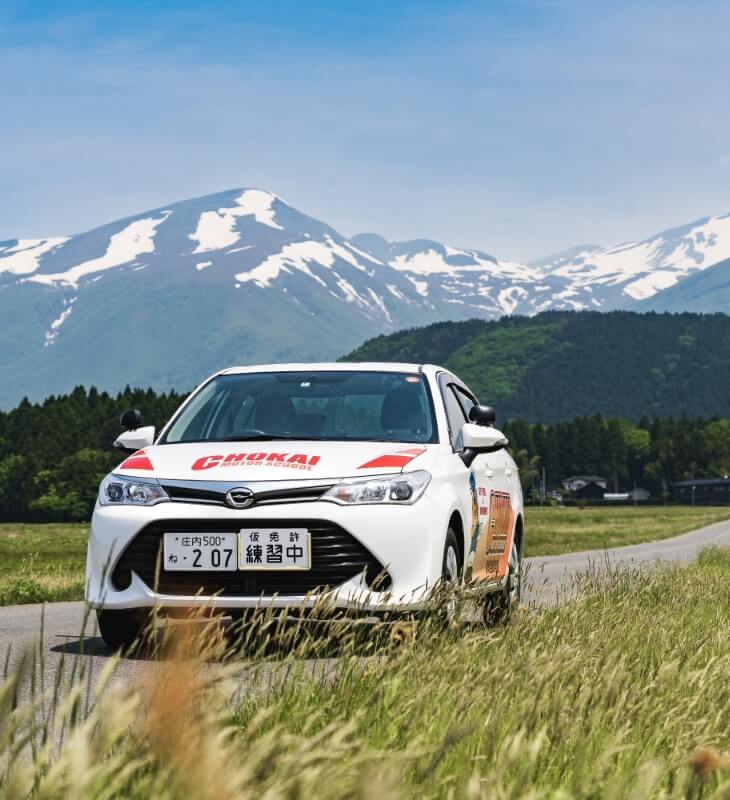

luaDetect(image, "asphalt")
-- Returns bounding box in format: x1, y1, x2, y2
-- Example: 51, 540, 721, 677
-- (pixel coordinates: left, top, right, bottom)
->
2, 517, 729, 696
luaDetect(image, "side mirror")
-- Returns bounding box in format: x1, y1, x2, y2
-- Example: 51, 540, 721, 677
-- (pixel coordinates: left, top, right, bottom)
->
469, 405, 496, 426
114, 426, 156, 453
120, 409, 143, 430
460, 422, 508, 467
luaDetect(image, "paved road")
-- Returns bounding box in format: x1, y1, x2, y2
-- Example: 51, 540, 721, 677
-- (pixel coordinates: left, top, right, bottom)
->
2, 518, 729, 693
524, 516, 730, 604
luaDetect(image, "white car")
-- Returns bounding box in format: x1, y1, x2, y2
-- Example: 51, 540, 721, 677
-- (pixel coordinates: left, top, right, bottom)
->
87, 363, 524, 648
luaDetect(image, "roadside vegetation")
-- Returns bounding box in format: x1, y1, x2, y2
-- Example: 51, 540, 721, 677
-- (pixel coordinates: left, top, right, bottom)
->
3, 548, 730, 797
0, 523, 86, 605
525, 504, 730, 556
1, 506, 728, 605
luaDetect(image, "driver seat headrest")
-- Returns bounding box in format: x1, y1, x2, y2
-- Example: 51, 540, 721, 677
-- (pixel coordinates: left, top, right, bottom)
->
381, 385, 427, 432
255, 392, 296, 431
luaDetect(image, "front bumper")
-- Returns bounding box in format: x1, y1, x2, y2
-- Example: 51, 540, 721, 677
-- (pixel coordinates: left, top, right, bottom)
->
86, 497, 448, 612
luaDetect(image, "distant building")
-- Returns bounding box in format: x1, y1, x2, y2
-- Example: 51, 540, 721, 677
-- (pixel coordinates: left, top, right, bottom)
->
671, 478, 730, 505
573, 481, 607, 500
562, 475, 608, 493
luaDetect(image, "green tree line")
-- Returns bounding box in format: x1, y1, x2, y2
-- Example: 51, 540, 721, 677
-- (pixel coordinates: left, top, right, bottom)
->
1, 387, 729, 521
0, 386, 183, 522
503, 415, 730, 500
344, 311, 730, 422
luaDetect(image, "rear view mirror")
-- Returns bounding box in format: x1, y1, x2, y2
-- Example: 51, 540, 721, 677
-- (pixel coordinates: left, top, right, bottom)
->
468, 404, 496, 426
120, 409, 143, 430
460, 422, 508, 467
114, 426, 156, 453
115, 408, 153, 452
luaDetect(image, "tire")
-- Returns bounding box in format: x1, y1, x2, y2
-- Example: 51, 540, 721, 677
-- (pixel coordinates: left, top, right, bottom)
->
483, 536, 521, 625
96, 609, 147, 651
435, 528, 462, 626
442, 528, 461, 584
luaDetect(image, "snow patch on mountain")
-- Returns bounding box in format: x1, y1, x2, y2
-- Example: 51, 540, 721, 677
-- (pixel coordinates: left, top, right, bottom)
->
623, 270, 681, 300
407, 277, 429, 296
28, 213, 171, 288
0, 238, 69, 276
236, 241, 331, 288
498, 286, 528, 314
44, 296, 77, 346
542, 213, 730, 303
344, 242, 383, 265
365, 290, 391, 321
189, 189, 282, 253
234, 236, 374, 289
393, 249, 461, 275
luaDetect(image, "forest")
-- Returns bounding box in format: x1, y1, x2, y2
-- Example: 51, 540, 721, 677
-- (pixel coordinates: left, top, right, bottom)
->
343, 310, 730, 422
502, 415, 730, 500
0, 386, 729, 520
0, 386, 182, 522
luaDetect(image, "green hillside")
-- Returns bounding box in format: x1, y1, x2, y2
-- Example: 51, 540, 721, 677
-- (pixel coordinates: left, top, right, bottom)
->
342, 310, 730, 422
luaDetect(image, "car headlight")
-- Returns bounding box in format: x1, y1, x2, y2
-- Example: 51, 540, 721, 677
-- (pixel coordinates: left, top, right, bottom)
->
322, 470, 431, 505
98, 473, 170, 506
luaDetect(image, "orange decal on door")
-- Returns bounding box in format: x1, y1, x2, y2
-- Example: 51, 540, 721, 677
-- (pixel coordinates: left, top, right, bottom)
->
470, 491, 514, 582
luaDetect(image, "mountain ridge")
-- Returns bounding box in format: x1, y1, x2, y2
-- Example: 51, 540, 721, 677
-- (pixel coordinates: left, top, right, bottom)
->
641, 257, 730, 313
1, 187, 729, 409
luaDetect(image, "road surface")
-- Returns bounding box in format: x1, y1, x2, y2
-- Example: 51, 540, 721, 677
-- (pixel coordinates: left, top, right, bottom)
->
1, 517, 729, 693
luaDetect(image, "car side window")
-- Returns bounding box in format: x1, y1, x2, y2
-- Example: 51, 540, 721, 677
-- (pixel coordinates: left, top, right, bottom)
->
441, 384, 467, 450
453, 386, 477, 420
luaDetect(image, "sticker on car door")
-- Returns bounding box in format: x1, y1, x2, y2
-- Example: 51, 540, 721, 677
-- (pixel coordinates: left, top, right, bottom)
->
466, 486, 513, 582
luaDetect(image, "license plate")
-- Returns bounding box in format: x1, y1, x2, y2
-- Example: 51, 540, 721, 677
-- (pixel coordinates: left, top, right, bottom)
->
239, 528, 311, 571
163, 532, 238, 571
162, 529, 311, 571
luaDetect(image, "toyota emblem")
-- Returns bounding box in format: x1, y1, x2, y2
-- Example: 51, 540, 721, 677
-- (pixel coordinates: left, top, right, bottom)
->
225, 487, 255, 509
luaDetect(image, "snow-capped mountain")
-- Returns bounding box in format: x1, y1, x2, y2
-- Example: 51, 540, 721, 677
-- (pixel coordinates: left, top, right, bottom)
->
351, 213, 730, 315
535, 214, 730, 305
350, 234, 599, 316
0, 189, 442, 408
1, 188, 729, 408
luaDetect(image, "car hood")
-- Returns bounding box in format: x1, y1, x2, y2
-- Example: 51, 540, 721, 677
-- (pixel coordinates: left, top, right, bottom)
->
115, 440, 434, 482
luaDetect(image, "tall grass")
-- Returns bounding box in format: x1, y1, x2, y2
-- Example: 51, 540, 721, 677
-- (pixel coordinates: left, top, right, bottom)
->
2, 550, 730, 798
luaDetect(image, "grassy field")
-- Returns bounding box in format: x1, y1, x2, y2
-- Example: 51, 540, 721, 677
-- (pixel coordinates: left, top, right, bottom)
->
1, 505, 729, 605
0, 522, 87, 605
524, 504, 730, 557
5, 548, 730, 797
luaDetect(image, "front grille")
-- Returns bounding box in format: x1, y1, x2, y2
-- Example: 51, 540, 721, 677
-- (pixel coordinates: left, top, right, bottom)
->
111, 519, 391, 597
158, 480, 335, 507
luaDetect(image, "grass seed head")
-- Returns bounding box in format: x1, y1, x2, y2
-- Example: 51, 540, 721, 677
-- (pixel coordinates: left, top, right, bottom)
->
688, 746, 726, 781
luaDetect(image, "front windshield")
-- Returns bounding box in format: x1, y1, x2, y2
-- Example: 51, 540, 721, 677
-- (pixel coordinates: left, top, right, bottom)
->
162, 371, 437, 444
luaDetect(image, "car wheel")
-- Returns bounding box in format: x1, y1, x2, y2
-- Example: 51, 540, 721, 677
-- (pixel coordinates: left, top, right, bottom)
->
436, 528, 461, 625
96, 609, 147, 651
483, 536, 521, 625
443, 529, 460, 583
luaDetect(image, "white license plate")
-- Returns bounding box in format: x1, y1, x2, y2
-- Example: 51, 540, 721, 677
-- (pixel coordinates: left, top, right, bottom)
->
163, 532, 238, 571
239, 528, 311, 571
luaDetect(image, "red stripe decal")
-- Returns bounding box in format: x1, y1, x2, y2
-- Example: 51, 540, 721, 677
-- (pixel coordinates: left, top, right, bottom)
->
358, 447, 426, 469
119, 450, 154, 471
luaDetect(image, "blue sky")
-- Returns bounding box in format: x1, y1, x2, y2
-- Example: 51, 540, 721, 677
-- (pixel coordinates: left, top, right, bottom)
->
2, 0, 729, 260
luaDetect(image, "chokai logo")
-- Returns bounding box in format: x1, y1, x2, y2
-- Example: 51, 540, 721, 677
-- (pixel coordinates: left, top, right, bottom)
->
192, 452, 321, 471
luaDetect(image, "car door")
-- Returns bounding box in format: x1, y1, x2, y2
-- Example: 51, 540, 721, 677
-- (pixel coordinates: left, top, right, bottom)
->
449, 382, 513, 584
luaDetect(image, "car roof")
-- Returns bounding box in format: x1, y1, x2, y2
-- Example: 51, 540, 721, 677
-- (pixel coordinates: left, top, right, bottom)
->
219, 362, 448, 377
